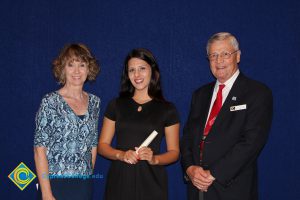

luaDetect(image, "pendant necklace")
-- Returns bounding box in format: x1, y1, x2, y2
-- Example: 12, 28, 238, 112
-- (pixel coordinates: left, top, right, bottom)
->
137, 106, 142, 112
133, 97, 152, 112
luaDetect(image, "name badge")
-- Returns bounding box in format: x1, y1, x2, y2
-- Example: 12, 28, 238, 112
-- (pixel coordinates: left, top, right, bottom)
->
230, 104, 247, 111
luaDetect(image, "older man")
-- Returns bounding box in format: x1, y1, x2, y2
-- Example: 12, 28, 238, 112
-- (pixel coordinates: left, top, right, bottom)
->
180, 32, 273, 200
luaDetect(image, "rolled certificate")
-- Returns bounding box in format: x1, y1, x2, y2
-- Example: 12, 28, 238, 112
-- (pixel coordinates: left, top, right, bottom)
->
136, 130, 158, 153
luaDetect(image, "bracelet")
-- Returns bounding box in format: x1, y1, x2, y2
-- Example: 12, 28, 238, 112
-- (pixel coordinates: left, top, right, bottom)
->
151, 156, 159, 165
116, 153, 120, 160
154, 157, 159, 165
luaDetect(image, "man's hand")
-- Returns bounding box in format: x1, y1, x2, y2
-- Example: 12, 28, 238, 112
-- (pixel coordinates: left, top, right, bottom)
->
186, 166, 215, 192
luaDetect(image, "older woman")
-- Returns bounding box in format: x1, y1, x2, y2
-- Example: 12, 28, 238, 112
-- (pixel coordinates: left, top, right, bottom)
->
98, 48, 180, 200
34, 44, 100, 200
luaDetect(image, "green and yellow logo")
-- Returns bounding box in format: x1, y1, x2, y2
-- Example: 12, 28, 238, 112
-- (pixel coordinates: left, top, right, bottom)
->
8, 162, 36, 191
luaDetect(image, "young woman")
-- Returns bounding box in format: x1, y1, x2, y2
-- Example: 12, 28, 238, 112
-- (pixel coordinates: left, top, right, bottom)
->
98, 48, 180, 200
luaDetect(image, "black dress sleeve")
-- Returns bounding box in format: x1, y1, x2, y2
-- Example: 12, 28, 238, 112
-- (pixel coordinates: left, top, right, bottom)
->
164, 103, 180, 127
104, 99, 117, 121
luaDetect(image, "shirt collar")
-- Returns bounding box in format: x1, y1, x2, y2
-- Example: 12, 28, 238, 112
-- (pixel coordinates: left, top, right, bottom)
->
215, 69, 240, 91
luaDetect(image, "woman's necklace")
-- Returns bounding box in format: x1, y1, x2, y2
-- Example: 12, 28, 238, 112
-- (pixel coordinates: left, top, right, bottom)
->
133, 97, 152, 112
137, 105, 142, 112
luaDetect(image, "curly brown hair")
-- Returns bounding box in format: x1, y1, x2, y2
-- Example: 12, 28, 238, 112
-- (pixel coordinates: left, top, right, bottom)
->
52, 43, 100, 85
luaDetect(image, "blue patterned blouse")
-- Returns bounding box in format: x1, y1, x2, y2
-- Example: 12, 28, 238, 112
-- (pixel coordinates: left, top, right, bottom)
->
34, 91, 100, 176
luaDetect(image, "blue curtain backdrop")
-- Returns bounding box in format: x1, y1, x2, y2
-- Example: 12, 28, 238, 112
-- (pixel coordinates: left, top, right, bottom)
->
0, 0, 299, 199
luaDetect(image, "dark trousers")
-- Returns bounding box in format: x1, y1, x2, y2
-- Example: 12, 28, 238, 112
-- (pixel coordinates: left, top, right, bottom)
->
37, 178, 93, 200
199, 191, 204, 200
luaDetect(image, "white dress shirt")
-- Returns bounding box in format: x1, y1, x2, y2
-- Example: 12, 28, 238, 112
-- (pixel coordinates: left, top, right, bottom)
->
205, 69, 240, 125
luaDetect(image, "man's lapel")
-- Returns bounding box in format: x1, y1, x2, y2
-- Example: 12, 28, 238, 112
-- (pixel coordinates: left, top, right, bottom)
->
197, 83, 215, 141
207, 73, 247, 139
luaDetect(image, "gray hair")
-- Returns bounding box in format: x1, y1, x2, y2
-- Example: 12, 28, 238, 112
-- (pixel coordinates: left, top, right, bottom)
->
206, 32, 240, 54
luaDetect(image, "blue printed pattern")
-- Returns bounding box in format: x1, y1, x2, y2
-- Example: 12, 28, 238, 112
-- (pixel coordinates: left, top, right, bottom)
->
34, 91, 100, 176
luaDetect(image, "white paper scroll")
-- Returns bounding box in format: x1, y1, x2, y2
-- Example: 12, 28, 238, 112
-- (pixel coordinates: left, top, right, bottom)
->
135, 130, 158, 153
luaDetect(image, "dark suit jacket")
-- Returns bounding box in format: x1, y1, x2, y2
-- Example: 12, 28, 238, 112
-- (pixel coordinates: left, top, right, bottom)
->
180, 73, 273, 200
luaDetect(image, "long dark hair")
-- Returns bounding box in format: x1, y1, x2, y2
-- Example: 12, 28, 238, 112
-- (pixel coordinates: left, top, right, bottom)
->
119, 48, 165, 101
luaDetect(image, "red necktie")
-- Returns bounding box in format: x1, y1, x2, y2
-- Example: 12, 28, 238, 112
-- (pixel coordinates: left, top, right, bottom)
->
200, 84, 225, 157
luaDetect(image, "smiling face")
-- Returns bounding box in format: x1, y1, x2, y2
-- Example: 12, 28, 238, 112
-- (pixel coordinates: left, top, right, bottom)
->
208, 39, 241, 83
127, 58, 152, 94
63, 57, 89, 87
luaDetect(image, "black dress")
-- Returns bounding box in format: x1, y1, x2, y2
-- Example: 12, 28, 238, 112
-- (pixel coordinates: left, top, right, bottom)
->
104, 98, 179, 200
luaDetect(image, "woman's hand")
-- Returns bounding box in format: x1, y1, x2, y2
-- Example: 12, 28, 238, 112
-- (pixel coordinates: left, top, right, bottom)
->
136, 147, 158, 165
122, 150, 139, 164
42, 194, 56, 200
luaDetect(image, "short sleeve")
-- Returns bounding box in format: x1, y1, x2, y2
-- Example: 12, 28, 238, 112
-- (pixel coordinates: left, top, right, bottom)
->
164, 103, 180, 127
104, 99, 117, 121
34, 97, 53, 147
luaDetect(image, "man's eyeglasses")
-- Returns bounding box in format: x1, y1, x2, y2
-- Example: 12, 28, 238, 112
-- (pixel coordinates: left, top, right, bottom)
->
207, 50, 239, 61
